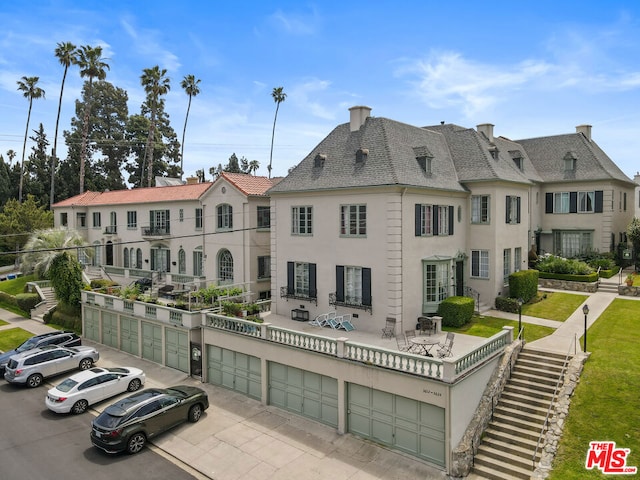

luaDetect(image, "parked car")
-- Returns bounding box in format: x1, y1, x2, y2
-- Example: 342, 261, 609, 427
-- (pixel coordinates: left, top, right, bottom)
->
4, 345, 100, 388
90, 385, 209, 454
46, 366, 146, 414
0, 331, 81, 375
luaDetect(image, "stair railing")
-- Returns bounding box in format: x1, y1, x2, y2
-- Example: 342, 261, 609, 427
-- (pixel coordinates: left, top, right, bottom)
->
531, 336, 576, 469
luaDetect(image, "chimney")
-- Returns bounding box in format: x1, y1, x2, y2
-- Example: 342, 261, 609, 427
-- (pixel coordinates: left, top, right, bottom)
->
477, 123, 494, 143
349, 106, 372, 132
576, 124, 592, 141
186, 176, 199, 185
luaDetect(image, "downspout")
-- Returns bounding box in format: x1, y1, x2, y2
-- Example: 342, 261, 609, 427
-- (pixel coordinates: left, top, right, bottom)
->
400, 187, 407, 331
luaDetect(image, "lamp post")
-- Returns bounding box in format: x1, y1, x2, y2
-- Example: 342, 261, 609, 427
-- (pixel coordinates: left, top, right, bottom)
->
582, 304, 590, 352
517, 298, 524, 337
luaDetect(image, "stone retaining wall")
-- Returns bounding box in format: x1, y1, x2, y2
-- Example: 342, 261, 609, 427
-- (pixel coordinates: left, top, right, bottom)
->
538, 278, 598, 293
618, 285, 640, 296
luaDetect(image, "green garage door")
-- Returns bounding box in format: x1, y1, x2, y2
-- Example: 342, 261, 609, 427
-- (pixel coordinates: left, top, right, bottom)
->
102, 312, 118, 348
348, 383, 445, 466
269, 363, 338, 428
120, 316, 139, 356
84, 307, 100, 342
165, 328, 188, 373
142, 322, 162, 364
207, 346, 261, 400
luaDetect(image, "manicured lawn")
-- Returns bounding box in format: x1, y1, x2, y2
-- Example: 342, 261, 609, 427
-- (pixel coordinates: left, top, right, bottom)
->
444, 314, 555, 343
0, 327, 34, 352
0, 274, 36, 295
549, 298, 640, 479
521, 291, 588, 321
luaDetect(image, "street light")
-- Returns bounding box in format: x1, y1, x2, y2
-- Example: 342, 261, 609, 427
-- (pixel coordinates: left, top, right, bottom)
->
582, 304, 590, 352
517, 298, 524, 337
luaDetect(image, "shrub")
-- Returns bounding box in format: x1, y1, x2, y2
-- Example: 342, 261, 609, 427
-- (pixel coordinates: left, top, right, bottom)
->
437, 296, 474, 327
90, 279, 119, 289
508, 270, 538, 302
537, 271, 598, 282
15, 293, 40, 312
495, 296, 521, 313
0, 291, 18, 308
49, 303, 81, 332
536, 255, 594, 275
222, 301, 243, 317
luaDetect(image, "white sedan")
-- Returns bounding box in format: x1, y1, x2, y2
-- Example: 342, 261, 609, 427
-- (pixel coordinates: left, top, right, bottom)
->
45, 367, 145, 414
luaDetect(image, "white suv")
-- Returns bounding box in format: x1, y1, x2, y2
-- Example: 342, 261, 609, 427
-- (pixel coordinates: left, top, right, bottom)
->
4, 345, 100, 388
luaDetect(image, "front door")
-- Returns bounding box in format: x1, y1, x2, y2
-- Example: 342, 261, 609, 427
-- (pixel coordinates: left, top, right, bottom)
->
455, 260, 464, 296
190, 342, 202, 377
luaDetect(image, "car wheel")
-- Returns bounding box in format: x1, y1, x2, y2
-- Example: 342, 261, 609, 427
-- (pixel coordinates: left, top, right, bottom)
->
26, 373, 43, 388
71, 399, 89, 414
188, 404, 203, 423
127, 378, 142, 392
127, 432, 146, 454
79, 358, 93, 370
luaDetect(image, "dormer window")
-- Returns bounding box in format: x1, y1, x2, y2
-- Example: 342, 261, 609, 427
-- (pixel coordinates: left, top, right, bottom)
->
564, 151, 577, 171
314, 154, 326, 168
488, 144, 499, 160
413, 146, 433, 175
509, 150, 523, 171
356, 148, 368, 163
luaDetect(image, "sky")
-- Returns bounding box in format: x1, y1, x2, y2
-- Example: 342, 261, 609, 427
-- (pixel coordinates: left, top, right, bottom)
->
1, 0, 640, 183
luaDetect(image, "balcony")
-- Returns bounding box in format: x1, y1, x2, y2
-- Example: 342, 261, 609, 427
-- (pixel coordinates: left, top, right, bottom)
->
104, 225, 117, 235
280, 286, 317, 306
329, 292, 372, 313
142, 226, 171, 239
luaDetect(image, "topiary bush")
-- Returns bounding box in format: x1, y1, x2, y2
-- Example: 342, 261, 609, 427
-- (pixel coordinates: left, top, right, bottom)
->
15, 292, 40, 312
509, 269, 538, 302
437, 296, 474, 327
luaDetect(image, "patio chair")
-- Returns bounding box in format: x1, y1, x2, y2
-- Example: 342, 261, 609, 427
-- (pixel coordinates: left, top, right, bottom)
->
437, 332, 455, 358
404, 329, 421, 353
395, 335, 410, 352
381, 317, 396, 338
336, 314, 355, 331
309, 313, 328, 327
417, 316, 436, 336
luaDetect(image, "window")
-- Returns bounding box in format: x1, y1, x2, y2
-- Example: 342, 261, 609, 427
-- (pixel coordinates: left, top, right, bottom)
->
195, 208, 203, 230
193, 249, 203, 277
178, 249, 186, 274
123, 248, 129, 268
217, 204, 233, 230
422, 261, 450, 312
151, 247, 170, 272
257, 206, 271, 229
471, 196, 490, 224
218, 249, 233, 282
340, 204, 366, 236
127, 211, 137, 228
553, 231, 593, 257
564, 152, 577, 171
149, 210, 170, 234
503, 249, 511, 284
506, 196, 521, 224
60, 212, 68, 226
578, 191, 594, 213
179, 209, 184, 222
106, 211, 117, 234
292, 206, 312, 235
136, 248, 142, 269
76, 213, 86, 228
436, 206, 449, 235
415, 204, 433, 236
415, 204, 454, 236
93, 212, 101, 228
93, 241, 102, 267
553, 192, 570, 213
258, 256, 271, 279
624, 192, 627, 211
335, 265, 372, 307
286, 261, 317, 298
514, 247, 522, 272
471, 250, 489, 278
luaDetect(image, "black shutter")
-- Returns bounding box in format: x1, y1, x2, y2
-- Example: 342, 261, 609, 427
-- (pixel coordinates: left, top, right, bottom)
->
149, 210, 154, 229
166, 250, 171, 272
229, 206, 233, 229
545, 193, 553, 213
595, 190, 603, 213
516, 197, 521, 224
569, 192, 578, 213
415, 204, 421, 236
433, 205, 439, 235
165, 210, 170, 232
336, 265, 345, 302
309, 263, 317, 299
448, 206, 454, 234
287, 262, 294, 295
505, 196, 511, 223
362, 268, 372, 306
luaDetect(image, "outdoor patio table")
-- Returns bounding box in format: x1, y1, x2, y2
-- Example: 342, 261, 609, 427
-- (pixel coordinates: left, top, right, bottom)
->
410, 337, 439, 356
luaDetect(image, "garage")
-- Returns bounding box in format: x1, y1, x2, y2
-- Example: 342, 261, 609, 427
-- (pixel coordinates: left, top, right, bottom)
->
348, 383, 445, 466
268, 363, 338, 428
101, 311, 118, 348
142, 321, 162, 364
165, 328, 189, 373
83, 307, 100, 342
120, 316, 138, 355
207, 346, 261, 400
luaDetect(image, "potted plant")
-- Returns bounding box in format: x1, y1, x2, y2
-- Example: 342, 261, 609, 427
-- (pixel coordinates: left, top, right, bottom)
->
626, 274, 635, 286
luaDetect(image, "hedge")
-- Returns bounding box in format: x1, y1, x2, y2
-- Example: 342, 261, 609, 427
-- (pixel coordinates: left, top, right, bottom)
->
15, 293, 40, 312
437, 296, 474, 327
495, 296, 521, 313
508, 270, 538, 302
537, 271, 598, 282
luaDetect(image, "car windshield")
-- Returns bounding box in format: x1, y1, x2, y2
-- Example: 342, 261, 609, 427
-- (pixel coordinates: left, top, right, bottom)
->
16, 337, 41, 352
56, 378, 79, 392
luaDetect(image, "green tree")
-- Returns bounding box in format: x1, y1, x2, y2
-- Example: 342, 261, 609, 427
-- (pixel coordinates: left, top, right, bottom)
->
0, 196, 53, 264
628, 217, 640, 271
76, 45, 109, 194
21, 227, 87, 279
23, 124, 51, 207
180, 74, 201, 179
248, 159, 260, 175
51, 41, 78, 207
141, 66, 170, 187
268, 86, 286, 178
224, 153, 242, 173
49, 252, 84, 307
17, 76, 45, 203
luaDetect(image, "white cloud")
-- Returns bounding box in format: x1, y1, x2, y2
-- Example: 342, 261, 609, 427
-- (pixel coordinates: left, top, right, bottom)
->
268, 8, 319, 35
120, 16, 180, 72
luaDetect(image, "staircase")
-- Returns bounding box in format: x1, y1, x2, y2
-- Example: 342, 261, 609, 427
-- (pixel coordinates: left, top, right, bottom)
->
30, 287, 57, 322
597, 280, 620, 294
471, 348, 568, 480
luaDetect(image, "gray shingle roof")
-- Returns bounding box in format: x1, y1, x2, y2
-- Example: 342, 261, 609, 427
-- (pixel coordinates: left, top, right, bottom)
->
268, 116, 466, 194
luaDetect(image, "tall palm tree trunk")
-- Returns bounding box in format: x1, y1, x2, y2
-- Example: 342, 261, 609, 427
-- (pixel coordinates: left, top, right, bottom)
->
18, 101, 33, 203
50, 66, 69, 207
268, 103, 281, 179
180, 96, 192, 179
145, 108, 156, 187
79, 80, 93, 194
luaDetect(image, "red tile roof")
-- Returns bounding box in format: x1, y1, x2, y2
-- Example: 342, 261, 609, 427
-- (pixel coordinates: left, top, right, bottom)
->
52, 182, 214, 207
219, 173, 280, 196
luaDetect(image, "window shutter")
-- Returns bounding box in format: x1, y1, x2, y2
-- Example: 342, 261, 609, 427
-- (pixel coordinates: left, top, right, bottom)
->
166, 251, 171, 272
448, 206, 454, 234
149, 211, 154, 228
433, 204, 439, 235
309, 263, 317, 298
287, 262, 294, 295
595, 190, 603, 213
545, 193, 553, 213
569, 192, 578, 213
336, 266, 345, 302
228, 206, 233, 229
362, 268, 372, 306
505, 196, 511, 223
516, 197, 521, 224
415, 204, 421, 236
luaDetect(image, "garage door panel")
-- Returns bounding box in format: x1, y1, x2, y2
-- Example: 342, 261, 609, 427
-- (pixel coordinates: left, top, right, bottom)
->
206, 345, 261, 400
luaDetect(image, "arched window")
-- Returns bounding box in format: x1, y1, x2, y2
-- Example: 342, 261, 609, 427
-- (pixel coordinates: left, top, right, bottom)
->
178, 248, 186, 274
123, 248, 129, 268
218, 249, 233, 283
193, 247, 203, 277
136, 248, 143, 269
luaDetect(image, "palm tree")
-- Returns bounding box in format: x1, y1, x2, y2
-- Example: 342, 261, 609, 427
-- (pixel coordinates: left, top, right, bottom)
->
76, 45, 109, 194
50, 42, 78, 207
179, 74, 201, 180
17, 76, 45, 203
21, 227, 88, 279
6, 149, 16, 165
268, 87, 286, 178
248, 159, 260, 175
141, 66, 171, 187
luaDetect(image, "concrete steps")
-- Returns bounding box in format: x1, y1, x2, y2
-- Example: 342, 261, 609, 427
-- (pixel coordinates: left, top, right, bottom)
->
597, 282, 619, 294
471, 347, 569, 480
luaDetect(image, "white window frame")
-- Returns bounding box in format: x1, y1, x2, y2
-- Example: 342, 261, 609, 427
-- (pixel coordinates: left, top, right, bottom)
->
127, 211, 137, 229
503, 248, 511, 285
471, 250, 489, 279
292, 206, 313, 235
340, 204, 367, 236
578, 191, 595, 213
344, 266, 363, 304
418, 204, 433, 236
217, 204, 233, 231
471, 195, 490, 224
514, 247, 522, 272
437, 206, 449, 235
295, 262, 310, 296
553, 192, 570, 213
